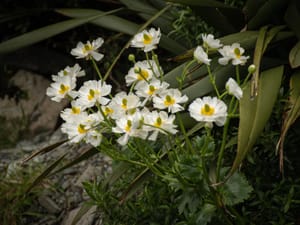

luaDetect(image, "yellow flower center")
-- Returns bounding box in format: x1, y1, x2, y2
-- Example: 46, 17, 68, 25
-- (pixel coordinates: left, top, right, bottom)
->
143, 33, 153, 45
121, 98, 128, 109
104, 106, 113, 115
154, 117, 162, 128
88, 89, 100, 101
201, 104, 215, 116
77, 124, 87, 134
234, 48, 241, 59
148, 85, 156, 95
136, 69, 149, 81
58, 84, 70, 95
125, 120, 132, 132
71, 107, 81, 114
164, 95, 175, 106
83, 43, 93, 53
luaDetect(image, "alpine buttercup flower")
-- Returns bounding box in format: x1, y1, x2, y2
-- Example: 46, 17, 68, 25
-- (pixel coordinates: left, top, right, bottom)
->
131, 28, 161, 52
188, 96, 227, 127
202, 34, 222, 50
226, 78, 243, 100
194, 46, 211, 65
71, 37, 104, 61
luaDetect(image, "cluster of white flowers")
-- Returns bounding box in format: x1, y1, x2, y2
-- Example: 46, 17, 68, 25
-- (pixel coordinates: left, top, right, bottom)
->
46, 28, 248, 147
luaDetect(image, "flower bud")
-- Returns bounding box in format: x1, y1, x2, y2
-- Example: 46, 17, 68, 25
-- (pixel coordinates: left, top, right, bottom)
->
128, 54, 135, 62
248, 64, 256, 74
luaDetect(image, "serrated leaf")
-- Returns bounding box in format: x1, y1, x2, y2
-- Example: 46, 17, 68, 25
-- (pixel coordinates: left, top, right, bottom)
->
289, 41, 300, 68
221, 170, 253, 206
195, 203, 216, 225
230, 66, 283, 175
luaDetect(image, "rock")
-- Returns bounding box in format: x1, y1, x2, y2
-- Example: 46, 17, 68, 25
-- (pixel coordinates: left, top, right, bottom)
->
61, 205, 97, 225
0, 70, 68, 145
38, 194, 61, 214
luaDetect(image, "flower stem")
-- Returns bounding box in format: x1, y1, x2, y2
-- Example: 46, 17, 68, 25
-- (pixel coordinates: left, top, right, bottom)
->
91, 58, 103, 80
207, 65, 221, 98
216, 96, 235, 181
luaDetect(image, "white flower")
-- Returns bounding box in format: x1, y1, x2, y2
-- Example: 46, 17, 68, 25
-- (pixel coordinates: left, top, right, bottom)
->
52, 64, 85, 82
61, 111, 90, 143
202, 34, 222, 50
60, 100, 85, 122
226, 78, 243, 100
131, 28, 161, 52
188, 96, 227, 127
153, 88, 188, 113
125, 60, 160, 86
86, 129, 102, 147
135, 79, 169, 104
194, 46, 211, 65
112, 113, 147, 145
46, 75, 77, 102
109, 92, 141, 119
218, 43, 249, 65
76, 80, 112, 109
71, 37, 104, 61
61, 111, 103, 145
144, 110, 177, 141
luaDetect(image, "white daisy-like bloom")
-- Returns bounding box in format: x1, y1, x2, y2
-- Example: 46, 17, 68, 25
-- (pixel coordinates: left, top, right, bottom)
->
193, 46, 211, 65
218, 43, 249, 66
226, 78, 243, 100
188, 96, 227, 127
112, 113, 147, 146
153, 88, 188, 113
109, 91, 141, 119
131, 27, 161, 52
125, 60, 161, 86
71, 37, 104, 61
61, 111, 103, 145
143, 110, 177, 141
52, 64, 85, 82
76, 80, 112, 109
61, 111, 90, 143
60, 100, 85, 122
86, 129, 102, 147
46, 75, 77, 102
202, 34, 222, 50
135, 79, 169, 104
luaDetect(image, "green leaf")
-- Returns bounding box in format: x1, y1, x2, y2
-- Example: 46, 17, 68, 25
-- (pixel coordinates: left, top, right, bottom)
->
250, 26, 268, 98
220, 170, 253, 206
277, 71, 300, 171
25, 153, 66, 194
289, 41, 300, 68
195, 203, 216, 225
56, 8, 139, 36
230, 66, 284, 175
51, 147, 98, 175
71, 202, 94, 225
247, 0, 288, 30
284, 0, 300, 39
166, 0, 234, 8
0, 8, 123, 54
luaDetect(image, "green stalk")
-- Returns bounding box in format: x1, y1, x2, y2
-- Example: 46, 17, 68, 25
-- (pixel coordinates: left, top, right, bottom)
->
216, 96, 235, 181
207, 65, 221, 98
91, 58, 103, 80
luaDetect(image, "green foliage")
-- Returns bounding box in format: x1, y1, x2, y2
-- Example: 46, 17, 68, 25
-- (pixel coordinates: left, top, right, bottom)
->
0, 162, 45, 225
